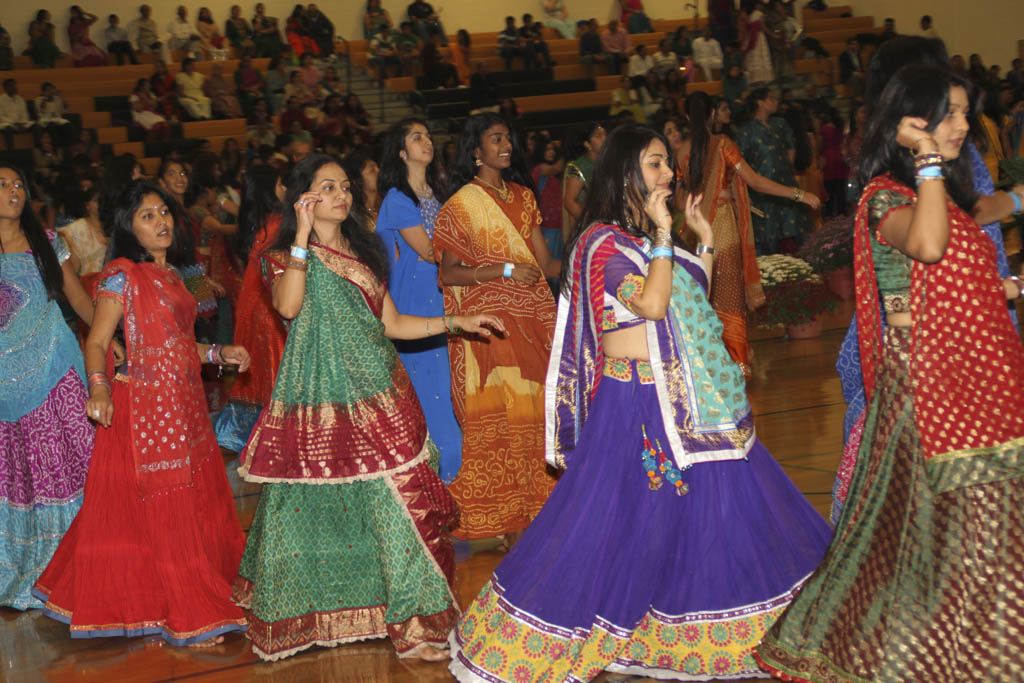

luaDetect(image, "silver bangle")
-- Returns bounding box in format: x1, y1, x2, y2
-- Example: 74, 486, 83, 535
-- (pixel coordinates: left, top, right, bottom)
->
695, 243, 715, 256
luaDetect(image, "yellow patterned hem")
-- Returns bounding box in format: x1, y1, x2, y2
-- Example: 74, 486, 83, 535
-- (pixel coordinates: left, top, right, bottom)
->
451, 578, 803, 682
604, 358, 655, 384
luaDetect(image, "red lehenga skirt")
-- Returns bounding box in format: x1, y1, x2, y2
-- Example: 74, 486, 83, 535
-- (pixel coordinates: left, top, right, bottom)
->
33, 378, 247, 645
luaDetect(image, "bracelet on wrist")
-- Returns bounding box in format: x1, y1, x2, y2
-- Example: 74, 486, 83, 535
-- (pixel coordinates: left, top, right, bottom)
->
287, 258, 308, 271
290, 244, 308, 260
1011, 276, 1024, 298
1010, 191, 1023, 215
791, 187, 802, 202
651, 245, 674, 260
503, 262, 514, 278
695, 243, 715, 256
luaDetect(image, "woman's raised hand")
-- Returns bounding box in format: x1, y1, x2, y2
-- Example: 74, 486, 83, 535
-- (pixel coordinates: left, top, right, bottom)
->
684, 192, 712, 246
293, 191, 321, 245
896, 116, 938, 154
643, 187, 674, 237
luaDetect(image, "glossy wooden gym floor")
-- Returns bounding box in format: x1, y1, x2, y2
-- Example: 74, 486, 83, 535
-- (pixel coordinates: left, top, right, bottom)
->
2, 308, 853, 683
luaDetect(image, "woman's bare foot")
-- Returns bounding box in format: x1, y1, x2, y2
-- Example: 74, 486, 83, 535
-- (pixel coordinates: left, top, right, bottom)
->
188, 635, 225, 648
417, 644, 449, 662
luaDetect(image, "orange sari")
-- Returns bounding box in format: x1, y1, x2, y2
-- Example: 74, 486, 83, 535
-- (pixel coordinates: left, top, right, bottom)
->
686, 136, 762, 378
433, 181, 557, 539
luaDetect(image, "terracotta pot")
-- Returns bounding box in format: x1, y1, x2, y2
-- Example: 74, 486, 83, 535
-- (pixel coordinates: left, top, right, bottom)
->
825, 265, 855, 301
786, 316, 823, 340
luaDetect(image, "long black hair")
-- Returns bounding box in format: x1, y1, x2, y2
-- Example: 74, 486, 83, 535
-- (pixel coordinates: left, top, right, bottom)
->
857, 63, 977, 211
238, 163, 283, 263
561, 124, 677, 293
864, 36, 949, 116
0, 165, 63, 300
272, 154, 389, 284
685, 90, 713, 195
108, 180, 196, 267
378, 117, 447, 207
100, 153, 143, 233
565, 120, 607, 161
447, 113, 533, 194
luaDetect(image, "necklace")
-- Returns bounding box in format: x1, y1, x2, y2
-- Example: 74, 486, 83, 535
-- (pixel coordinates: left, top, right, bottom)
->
474, 176, 511, 202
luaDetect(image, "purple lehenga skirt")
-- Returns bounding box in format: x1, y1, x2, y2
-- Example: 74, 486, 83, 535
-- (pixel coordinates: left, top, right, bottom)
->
0, 368, 93, 609
449, 359, 831, 682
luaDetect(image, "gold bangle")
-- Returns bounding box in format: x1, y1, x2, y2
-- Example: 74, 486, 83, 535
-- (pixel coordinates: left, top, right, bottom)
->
426, 317, 431, 335
473, 266, 482, 284
287, 258, 307, 271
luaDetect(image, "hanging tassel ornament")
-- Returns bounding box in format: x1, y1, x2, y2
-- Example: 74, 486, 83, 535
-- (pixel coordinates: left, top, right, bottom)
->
641, 425, 689, 496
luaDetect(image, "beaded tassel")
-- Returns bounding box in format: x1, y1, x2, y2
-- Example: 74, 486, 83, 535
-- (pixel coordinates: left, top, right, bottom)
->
641, 425, 689, 496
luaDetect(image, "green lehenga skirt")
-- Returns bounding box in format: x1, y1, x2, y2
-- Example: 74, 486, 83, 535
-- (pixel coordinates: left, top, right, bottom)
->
756, 326, 1024, 682
233, 444, 460, 661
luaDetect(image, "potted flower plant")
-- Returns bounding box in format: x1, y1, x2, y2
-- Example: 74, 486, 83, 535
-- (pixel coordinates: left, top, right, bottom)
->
797, 216, 855, 299
755, 254, 838, 338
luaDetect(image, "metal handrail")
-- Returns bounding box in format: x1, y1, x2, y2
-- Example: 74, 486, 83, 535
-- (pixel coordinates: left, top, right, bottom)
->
337, 34, 352, 93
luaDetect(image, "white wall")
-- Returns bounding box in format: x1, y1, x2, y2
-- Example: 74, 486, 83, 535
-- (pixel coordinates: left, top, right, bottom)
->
2, 0, 1019, 69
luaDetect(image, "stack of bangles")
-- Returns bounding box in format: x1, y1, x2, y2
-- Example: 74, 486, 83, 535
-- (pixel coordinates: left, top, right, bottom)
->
1010, 190, 1023, 215
651, 242, 674, 261
914, 151, 944, 186
87, 370, 109, 394
206, 343, 226, 365
288, 244, 308, 271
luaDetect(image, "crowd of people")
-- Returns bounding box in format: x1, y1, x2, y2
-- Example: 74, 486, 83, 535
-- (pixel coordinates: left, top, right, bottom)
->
4, 2, 1024, 681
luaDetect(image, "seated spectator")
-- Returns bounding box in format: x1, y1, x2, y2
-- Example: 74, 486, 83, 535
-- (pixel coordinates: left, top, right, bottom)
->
130, 78, 171, 140
610, 75, 646, 123
651, 38, 679, 81
247, 119, 276, 151
246, 97, 271, 126
32, 131, 65, 198
670, 26, 691, 58
408, 0, 447, 46
968, 53, 991, 87
0, 22, 12, 71
618, 0, 653, 34
321, 65, 344, 97
251, 3, 283, 58
364, 0, 393, 38
150, 59, 175, 98
28, 10, 61, 69
1008, 59, 1024, 89
498, 16, 536, 71
498, 97, 520, 121
235, 54, 266, 115
283, 69, 317, 107
195, 7, 227, 59
421, 31, 458, 88
286, 5, 319, 59
0, 78, 34, 150
541, 0, 575, 38
68, 6, 106, 67
342, 93, 373, 145
578, 19, 606, 78
722, 63, 748, 111
627, 44, 654, 86
278, 96, 311, 135
395, 21, 422, 74
452, 29, 472, 85
369, 26, 403, 80
878, 17, 897, 43
174, 57, 212, 120
691, 26, 723, 81
600, 20, 630, 74
160, 82, 188, 125
299, 53, 323, 89
662, 66, 686, 106
838, 37, 864, 95
264, 55, 290, 113
34, 82, 74, 147
304, 4, 335, 59
128, 5, 166, 61
166, 6, 199, 57
520, 14, 555, 68
104, 14, 138, 65
470, 62, 500, 112
316, 94, 348, 144
205, 63, 244, 119
225, 5, 254, 51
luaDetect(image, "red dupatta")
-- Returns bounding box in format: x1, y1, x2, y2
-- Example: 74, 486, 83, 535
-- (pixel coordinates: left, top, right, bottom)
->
101, 258, 209, 498
854, 175, 1024, 485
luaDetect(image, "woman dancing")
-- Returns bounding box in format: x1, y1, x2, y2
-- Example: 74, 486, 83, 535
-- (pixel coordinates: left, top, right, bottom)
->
234, 155, 502, 662
756, 63, 1024, 682
376, 118, 462, 483
1, 165, 95, 609
449, 123, 831, 681
34, 181, 250, 646
434, 113, 561, 542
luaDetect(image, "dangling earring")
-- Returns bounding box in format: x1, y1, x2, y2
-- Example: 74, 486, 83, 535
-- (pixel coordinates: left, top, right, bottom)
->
475, 158, 483, 167
401, 151, 407, 160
